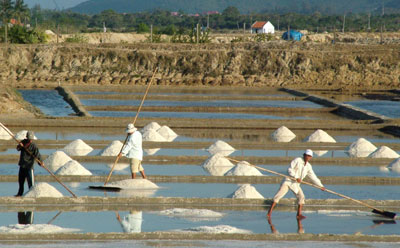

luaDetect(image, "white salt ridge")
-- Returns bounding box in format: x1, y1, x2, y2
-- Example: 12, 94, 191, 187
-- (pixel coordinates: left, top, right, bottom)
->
157, 125, 178, 141
24, 183, 64, 198
98, 140, 123, 156
227, 184, 264, 199
0, 126, 12, 140
201, 154, 235, 176
345, 138, 377, 158
271, 126, 296, 142
0, 224, 80, 234
304, 129, 336, 143
369, 146, 400, 159
142, 129, 167, 142
107, 179, 159, 189
55, 160, 92, 176
224, 161, 263, 176
15, 130, 38, 140
207, 140, 235, 156
173, 225, 252, 234
159, 208, 224, 218
43, 151, 72, 172
63, 139, 93, 156
387, 158, 400, 174
141, 122, 161, 133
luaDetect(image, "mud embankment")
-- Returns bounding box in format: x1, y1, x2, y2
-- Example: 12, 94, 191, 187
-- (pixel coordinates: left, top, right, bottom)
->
1, 43, 399, 89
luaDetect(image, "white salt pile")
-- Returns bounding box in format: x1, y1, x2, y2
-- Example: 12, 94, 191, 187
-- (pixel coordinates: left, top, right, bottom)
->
201, 154, 235, 176
142, 129, 167, 142
313, 150, 328, 157
271, 126, 296, 142
55, 160, 92, 176
105, 162, 129, 171
24, 183, 63, 198
15, 130, 38, 140
224, 161, 263, 176
304, 129, 336, 143
141, 122, 161, 133
345, 138, 377, 158
43, 151, 72, 172
386, 158, 400, 174
157, 125, 178, 142
172, 225, 252, 234
0, 126, 12, 140
107, 179, 159, 189
369, 146, 400, 159
63, 139, 93, 156
227, 184, 264, 199
158, 208, 224, 221
144, 148, 160, 155
98, 140, 123, 156
207, 140, 235, 156
0, 224, 80, 234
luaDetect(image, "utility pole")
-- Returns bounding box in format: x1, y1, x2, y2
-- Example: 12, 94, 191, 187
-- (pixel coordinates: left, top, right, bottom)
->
243, 23, 246, 34
56, 24, 59, 43
207, 14, 209, 29
342, 14, 346, 33
368, 13, 371, 31
196, 23, 199, 44
150, 24, 153, 43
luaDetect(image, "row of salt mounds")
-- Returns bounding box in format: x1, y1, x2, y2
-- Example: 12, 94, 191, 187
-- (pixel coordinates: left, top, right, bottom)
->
55, 160, 92, 176
172, 225, 252, 234
369, 146, 399, 159
0, 224, 80, 234
24, 183, 63, 198
271, 126, 296, 142
158, 208, 224, 221
207, 140, 235, 156
304, 129, 336, 143
63, 139, 93, 156
107, 179, 159, 189
15, 130, 38, 140
227, 184, 264, 199
345, 138, 377, 158
201, 154, 235, 176
0, 125, 12, 140
142, 122, 178, 142
98, 140, 123, 156
43, 151, 72, 172
224, 161, 263, 176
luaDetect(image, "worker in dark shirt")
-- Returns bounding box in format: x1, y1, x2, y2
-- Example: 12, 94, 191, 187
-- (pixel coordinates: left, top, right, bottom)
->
15, 131, 42, 197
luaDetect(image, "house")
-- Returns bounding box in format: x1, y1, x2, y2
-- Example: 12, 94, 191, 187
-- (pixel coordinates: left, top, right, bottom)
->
251, 21, 275, 34
282, 30, 303, 41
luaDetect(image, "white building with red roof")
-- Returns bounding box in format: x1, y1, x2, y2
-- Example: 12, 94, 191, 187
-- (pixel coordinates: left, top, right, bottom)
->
251, 21, 275, 34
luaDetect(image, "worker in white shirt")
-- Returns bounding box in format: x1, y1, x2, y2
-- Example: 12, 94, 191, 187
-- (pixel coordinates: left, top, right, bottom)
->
118, 123, 146, 179
267, 149, 325, 219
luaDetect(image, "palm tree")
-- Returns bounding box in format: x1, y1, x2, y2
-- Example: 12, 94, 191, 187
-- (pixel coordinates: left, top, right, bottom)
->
0, 0, 14, 43
14, 0, 29, 24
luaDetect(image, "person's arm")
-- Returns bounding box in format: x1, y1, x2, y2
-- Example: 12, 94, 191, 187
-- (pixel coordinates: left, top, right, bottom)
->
31, 144, 43, 166
307, 166, 325, 190
120, 135, 133, 156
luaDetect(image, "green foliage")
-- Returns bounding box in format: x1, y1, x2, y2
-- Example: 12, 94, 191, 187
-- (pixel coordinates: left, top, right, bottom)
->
65, 34, 88, 43
3, 25, 47, 43
171, 26, 211, 43
136, 23, 149, 33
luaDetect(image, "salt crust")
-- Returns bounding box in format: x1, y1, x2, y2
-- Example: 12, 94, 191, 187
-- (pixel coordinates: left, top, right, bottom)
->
0, 125, 12, 140
207, 140, 235, 156
141, 122, 161, 133
107, 179, 159, 189
24, 182, 63, 198
55, 160, 92, 176
116, 189, 157, 198
157, 125, 178, 141
15, 130, 38, 140
224, 161, 263, 176
98, 140, 123, 156
369, 146, 400, 159
227, 184, 264, 199
173, 225, 252, 234
142, 129, 167, 142
304, 129, 336, 143
158, 208, 224, 219
63, 139, 93, 156
387, 158, 400, 173
43, 151, 72, 172
201, 154, 235, 176
271, 126, 296, 142
345, 138, 377, 158
0, 224, 79, 234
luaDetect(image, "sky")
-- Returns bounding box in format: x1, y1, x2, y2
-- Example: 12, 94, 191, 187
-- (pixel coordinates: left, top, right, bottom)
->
25, 0, 86, 9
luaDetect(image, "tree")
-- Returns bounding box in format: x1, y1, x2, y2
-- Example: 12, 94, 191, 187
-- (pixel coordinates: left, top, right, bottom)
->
222, 6, 240, 18
137, 23, 149, 33
0, 0, 14, 43
14, 0, 28, 24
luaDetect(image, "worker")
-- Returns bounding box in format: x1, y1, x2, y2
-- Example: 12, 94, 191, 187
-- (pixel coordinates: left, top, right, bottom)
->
267, 149, 325, 219
118, 123, 146, 179
15, 131, 42, 197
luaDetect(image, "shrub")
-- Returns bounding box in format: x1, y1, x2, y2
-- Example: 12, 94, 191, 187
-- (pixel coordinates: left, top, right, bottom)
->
65, 34, 88, 43
1, 25, 48, 44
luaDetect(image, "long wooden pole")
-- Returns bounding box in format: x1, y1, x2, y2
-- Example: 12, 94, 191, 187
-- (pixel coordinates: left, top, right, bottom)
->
0, 122, 77, 198
104, 67, 158, 185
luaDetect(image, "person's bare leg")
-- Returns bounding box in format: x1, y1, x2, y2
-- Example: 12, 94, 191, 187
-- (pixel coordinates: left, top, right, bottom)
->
297, 204, 306, 219
267, 202, 277, 218
131, 173, 136, 179
140, 170, 147, 179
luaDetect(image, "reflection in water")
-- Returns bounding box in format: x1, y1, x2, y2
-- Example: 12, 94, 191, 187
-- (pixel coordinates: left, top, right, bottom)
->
267, 217, 304, 234
18, 211, 34, 225
116, 211, 142, 233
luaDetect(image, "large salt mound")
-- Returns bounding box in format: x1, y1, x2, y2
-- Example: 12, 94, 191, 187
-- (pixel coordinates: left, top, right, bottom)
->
43, 151, 72, 172
98, 140, 123, 156
24, 183, 63, 198
141, 122, 161, 133
142, 129, 167, 142
63, 139, 93, 156
173, 225, 252, 234
157, 125, 178, 142
227, 184, 264, 199
345, 138, 377, 158
271, 126, 296, 142
224, 161, 263, 176
369, 146, 400, 159
201, 154, 235, 176
0, 224, 80, 234
107, 179, 159, 189
304, 129, 336, 143
387, 158, 400, 174
207, 140, 235, 156
15, 130, 38, 140
0, 126, 12, 140
55, 160, 92, 176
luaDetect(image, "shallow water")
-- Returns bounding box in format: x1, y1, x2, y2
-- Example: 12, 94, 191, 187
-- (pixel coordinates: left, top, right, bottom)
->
345, 100, 400, 118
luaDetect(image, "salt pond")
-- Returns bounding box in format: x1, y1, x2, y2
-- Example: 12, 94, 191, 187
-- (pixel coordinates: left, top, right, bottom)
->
345, 100, 400, 118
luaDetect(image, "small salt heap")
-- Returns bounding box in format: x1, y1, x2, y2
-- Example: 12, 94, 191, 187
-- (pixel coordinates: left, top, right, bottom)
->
158, 208, 224, 221
227, 184, 264, 199
107, 179, 159, 189
369, 146, 400, 159
0, 224, 80, 234
98, 140, 123, 156
105, 162, 129, 171
142, 129, 167, 142
345, 138, 377, 158
24, 182, 63, 198
55, 160, 92, 176
144, 148, 160, 155
201, 154, 235, 176
157, 125, 178, 142
141, 122, 178, 142
271, 126, 296, 142
304, 129, 336, 143
386, 158, 400, 173
207, 140, 235, 156
43, 151, 73, 172
224, 161, 263, 176
141, 122, 161, 133
15, 130, 38, 140
63, 139, 93, 156
0, 126, 12, 140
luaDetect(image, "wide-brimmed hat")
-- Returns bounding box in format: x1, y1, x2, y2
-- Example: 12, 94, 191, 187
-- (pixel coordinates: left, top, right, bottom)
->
26, 131, 35, 140
304, 149, 313, 157
125, 123, 137, 133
